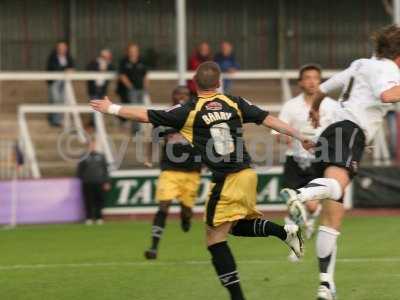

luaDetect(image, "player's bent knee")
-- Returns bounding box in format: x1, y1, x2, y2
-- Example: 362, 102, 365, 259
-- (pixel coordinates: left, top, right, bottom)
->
306, 200, 319, 213
320, 200, 344, 230
206, 223, 232, 247
324, 178, 343, 201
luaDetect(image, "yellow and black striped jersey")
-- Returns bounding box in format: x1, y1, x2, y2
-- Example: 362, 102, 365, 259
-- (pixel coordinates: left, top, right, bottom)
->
148, 93, 269, 181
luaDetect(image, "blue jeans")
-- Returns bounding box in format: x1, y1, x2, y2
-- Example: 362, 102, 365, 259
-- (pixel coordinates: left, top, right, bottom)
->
386, 110, 397, 157
48, 81, 65, 126
128, 89, 145, 134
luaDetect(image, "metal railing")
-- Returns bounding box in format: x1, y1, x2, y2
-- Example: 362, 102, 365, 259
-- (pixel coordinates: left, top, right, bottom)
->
0, 70, 392, 177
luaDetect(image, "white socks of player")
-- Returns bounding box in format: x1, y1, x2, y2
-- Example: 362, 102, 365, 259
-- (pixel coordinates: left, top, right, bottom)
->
297, 178, 342, 202
316, 225, 340, 292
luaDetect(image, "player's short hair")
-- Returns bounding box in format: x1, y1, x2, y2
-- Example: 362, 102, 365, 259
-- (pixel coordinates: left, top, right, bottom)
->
194, 61, 221, 91
373, 25, 400, 60
298, 63, 322, 80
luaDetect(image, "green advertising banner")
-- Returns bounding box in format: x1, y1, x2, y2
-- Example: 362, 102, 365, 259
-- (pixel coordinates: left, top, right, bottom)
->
104, 167, 285, 214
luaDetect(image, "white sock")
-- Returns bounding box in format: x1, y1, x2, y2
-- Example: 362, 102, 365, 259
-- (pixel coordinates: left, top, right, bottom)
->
298, 178, 342, 202
316, 226, 340, 289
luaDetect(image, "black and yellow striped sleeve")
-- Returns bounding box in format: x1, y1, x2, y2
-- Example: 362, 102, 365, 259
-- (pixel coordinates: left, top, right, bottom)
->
147, 103, 190, 130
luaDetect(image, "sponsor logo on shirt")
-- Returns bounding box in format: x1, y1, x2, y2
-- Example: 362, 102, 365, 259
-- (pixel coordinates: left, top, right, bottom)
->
387, 80, 399, 86
205, 101, 223, 111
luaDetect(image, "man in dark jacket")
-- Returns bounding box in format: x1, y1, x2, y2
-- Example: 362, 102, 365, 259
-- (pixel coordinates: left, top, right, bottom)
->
117, 43, 149, 134
46, 41, 75, 127
77, 140, 110, 225
87, 49, 115, 100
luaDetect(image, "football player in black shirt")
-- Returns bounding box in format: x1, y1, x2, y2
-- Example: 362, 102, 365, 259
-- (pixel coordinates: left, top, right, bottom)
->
91, 62, 314, 300
144, 86, 202, 260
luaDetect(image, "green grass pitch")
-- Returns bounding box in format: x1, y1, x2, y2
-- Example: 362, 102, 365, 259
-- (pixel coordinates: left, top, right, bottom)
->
1, 216, 399, 300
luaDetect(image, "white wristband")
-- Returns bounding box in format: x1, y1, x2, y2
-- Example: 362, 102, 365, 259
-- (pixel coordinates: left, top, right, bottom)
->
107, 104, 122, 115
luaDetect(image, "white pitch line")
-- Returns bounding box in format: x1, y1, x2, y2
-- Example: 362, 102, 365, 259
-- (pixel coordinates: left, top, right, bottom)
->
0, 257, 399, 271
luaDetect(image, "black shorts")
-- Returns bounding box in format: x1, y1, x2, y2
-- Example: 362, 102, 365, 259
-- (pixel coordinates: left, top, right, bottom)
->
312, 120, 366, 178
282, 156, 318, 189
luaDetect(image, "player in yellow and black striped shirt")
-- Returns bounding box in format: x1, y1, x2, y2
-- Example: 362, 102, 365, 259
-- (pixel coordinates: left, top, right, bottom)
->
144, 86, 202, 260
91, 62, 314, 300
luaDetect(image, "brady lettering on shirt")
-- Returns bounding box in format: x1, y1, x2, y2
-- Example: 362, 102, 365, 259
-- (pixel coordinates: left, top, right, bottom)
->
202, 112, 232, 124
90, 61, 314, 300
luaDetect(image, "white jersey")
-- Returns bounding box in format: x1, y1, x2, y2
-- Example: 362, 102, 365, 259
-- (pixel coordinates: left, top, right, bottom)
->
277, 94, 338, 159
320, 57, 399, 143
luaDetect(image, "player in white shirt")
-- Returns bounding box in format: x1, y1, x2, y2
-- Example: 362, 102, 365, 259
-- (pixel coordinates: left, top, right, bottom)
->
275, 65, 337, 261
280, 25, 400, 300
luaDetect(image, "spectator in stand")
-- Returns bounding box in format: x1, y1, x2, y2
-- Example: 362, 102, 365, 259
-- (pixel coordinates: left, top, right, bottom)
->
87, 49, 115, 100
46, 41, 75, 127
187, 42, 212, 95
117, 43, 149, 134
77, 139, 110, 225
214, 41, 240, 93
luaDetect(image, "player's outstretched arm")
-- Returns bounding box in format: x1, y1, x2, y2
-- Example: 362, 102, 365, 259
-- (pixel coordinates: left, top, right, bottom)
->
381, 86, 400, 103
263, 115, 314, 151
90, 97, 149, 123
308, 89, 326, 128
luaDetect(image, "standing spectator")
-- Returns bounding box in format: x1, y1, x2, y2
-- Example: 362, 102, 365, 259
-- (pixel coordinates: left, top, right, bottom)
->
87, 49, 115, 100
214, 41, 240, 93
117, 43, 148, 133
46, 41, 75, 127
77, 139, 110, 225
187, 42, 212, 95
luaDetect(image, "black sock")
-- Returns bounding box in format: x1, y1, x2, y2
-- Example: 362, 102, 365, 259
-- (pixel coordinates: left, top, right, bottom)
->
230, 219, 287, 240
319, 254, 332, 273
208, 241, 245, 300
180, 204, 193, 232
319, 254, 332, 288
150, 210, 168, 251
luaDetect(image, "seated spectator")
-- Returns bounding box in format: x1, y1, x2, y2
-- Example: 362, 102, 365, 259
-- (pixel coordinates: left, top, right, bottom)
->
46, 41, 75, 127
116, 43, 148, 134
214, 41, 239, 93
87, 49, 114, 100
187, 42, 212, 95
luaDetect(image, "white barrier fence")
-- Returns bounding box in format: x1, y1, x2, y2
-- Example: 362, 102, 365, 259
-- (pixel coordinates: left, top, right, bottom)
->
0, 70, 391, 178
